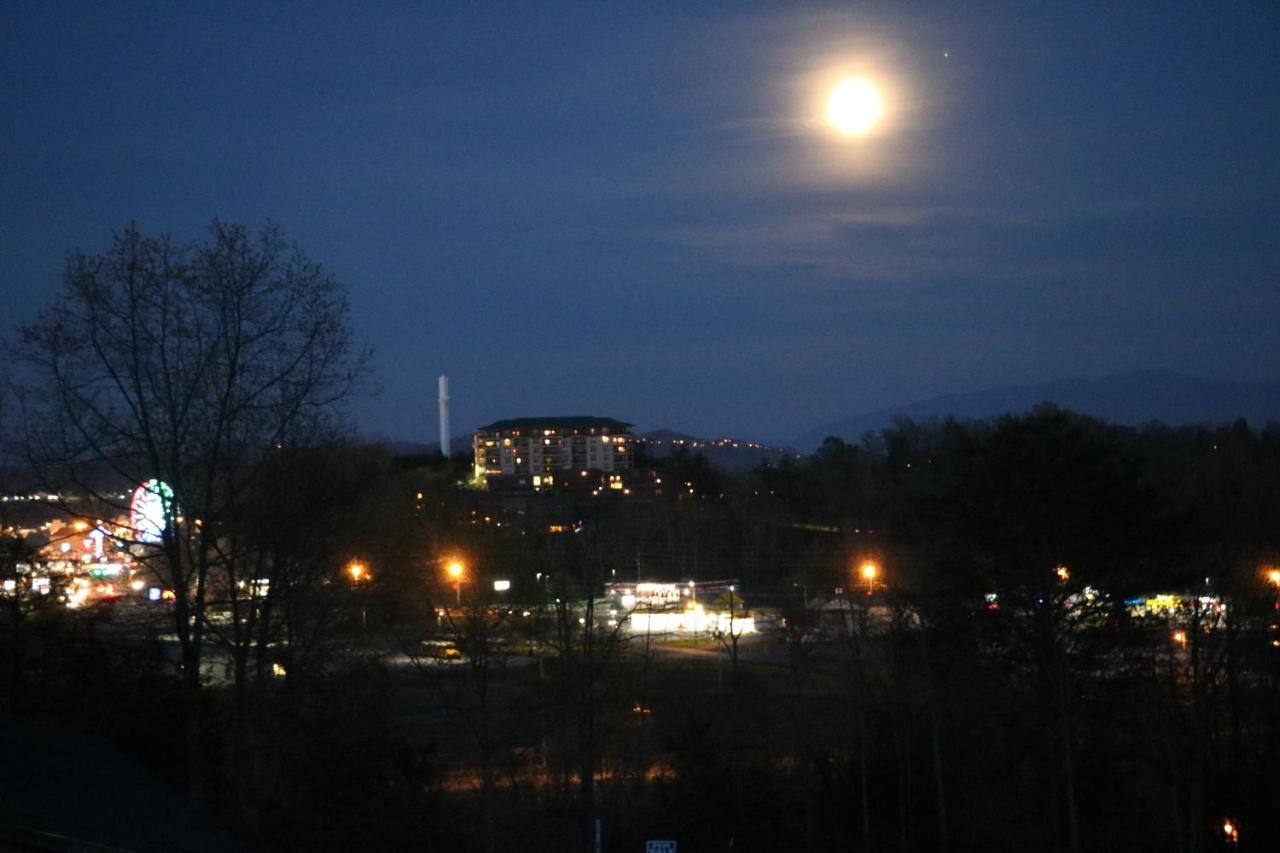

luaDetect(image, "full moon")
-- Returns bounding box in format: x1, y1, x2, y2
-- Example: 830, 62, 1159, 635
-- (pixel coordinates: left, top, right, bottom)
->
827, 78, 883, 136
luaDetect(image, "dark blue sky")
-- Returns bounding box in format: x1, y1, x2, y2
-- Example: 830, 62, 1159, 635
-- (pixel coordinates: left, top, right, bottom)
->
4, 3, 1277, 443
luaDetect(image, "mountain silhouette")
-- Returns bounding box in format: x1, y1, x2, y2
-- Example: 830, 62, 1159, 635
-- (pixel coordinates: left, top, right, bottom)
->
794, 370, 1280, 451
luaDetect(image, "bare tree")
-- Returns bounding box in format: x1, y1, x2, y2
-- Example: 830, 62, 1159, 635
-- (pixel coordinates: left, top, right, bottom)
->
543, 533, 634, 853
412, 589, 513, 853
711, 584, 747, 690
10, 221, 367, 799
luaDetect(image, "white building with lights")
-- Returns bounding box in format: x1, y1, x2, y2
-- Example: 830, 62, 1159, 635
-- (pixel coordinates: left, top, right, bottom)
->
473, 416, 634, 489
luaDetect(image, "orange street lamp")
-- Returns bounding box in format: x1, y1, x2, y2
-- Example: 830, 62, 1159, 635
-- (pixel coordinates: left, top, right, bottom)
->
348, 561, 371, 630
1172, 629, 1188, 648
860, 560, 879, 596
1223, 818, 1239, 846
1054, 565, 1071, 583
1265, 567, 1280, 588
446, 558, 466, 604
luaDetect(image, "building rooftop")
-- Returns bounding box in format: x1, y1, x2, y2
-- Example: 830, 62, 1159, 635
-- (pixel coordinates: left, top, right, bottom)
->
477, 416, 633, 432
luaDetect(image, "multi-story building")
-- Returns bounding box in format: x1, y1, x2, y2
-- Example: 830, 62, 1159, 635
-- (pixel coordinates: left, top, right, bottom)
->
473, 417, 634, 490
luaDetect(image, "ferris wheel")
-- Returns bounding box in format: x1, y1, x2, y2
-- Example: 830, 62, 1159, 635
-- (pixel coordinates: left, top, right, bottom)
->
129, 478, 175, 543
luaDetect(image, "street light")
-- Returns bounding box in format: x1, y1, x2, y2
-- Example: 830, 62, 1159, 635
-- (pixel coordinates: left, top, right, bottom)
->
860, 560, 879, 596
446, 558, 466, 605
347, 560, 370, 630
1265, 567, 1280, 588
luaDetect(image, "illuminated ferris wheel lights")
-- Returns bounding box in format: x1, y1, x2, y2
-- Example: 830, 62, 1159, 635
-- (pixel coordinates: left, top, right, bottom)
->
129, 478, 176, 543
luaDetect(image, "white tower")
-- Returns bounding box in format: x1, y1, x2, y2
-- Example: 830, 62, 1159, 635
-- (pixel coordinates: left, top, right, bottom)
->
438, 374, 450, 458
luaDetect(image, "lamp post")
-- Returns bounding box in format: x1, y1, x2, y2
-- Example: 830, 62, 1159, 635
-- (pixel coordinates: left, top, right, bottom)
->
347, 560, 369, 629
446, 558, 466, 606
860, 560, 879, 596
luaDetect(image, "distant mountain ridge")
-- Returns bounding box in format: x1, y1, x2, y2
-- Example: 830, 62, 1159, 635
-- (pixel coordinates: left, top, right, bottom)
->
794, 370, 1280, 452
639, 430, 799, 470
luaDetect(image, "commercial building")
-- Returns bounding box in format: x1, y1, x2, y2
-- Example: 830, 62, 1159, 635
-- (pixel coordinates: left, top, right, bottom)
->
602, 579, 756, 636
473, 416, 634, 490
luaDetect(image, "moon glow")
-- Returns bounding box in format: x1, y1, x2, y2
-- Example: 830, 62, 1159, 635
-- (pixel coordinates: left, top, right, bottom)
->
827, 78, 883, 136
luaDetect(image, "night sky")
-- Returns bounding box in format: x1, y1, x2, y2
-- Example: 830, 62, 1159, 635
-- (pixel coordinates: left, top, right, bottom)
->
4, 4, 1278, 444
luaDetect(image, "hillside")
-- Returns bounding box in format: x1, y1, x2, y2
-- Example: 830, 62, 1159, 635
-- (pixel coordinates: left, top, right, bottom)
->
794, 370, 1280, 451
